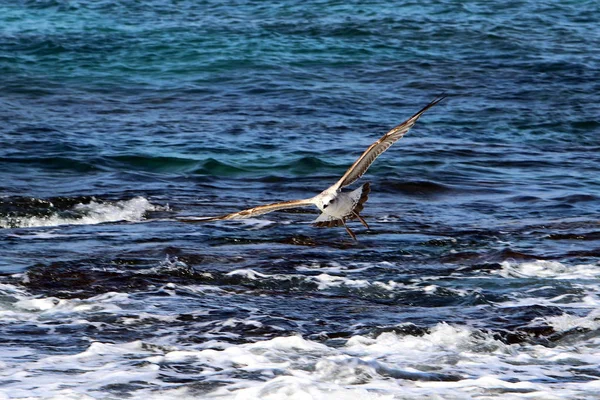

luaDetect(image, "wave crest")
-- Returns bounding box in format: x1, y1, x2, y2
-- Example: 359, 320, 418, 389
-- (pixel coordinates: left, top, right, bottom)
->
0, 196, 157, 229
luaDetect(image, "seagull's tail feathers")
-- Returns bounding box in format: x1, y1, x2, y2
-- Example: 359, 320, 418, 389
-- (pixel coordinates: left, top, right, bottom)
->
313, 214, 345, 228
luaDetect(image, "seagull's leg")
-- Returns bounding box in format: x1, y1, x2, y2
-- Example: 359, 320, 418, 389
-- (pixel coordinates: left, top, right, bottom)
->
352, 211, 369, 229
341, 219, 357, 240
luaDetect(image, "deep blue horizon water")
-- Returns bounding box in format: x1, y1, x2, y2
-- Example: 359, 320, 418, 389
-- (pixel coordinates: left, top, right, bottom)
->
1, 1, 600, 399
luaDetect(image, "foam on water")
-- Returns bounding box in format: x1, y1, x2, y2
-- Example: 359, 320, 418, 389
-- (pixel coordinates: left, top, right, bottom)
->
226, 268, 470, 300
3, 318, 598, 399
2, 257, 600, 399
543, 311, 600, 332
295, 261, 383, 274
491, 260, 600, 310
152, 323, 600, 399
227, 268, 388, 291
0, 197, 157, 229
496, 260, 600, 280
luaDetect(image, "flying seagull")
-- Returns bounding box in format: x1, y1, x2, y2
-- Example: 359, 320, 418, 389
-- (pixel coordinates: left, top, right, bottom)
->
180, 95, 446, 240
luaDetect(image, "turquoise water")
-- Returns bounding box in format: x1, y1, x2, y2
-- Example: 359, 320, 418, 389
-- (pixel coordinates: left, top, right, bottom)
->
1, 1, 600, 398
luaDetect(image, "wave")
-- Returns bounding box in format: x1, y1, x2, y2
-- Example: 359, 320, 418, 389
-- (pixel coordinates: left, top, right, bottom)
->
107, 155, 201, 173
192, 158, 249, 176
494, 260, 600, 281
0, 196, 157, 229
1, 154, 203, 174
6, 254, 599, 398
2, 278, 598, 400
282, 156, 336, 174
0, 154, 254, 176
380, 179, 454, 196
0, 156, 104, 172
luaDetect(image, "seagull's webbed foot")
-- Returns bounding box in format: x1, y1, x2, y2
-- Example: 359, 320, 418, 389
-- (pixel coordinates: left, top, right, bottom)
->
341, 219, 357, 240
353, 211, 369, 229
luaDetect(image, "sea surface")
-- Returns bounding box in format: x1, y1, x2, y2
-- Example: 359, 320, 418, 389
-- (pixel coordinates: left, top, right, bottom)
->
1, 1, 600, 399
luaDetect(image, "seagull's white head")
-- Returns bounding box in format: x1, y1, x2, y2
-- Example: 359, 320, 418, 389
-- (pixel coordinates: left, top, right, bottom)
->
315, 190, 338, 212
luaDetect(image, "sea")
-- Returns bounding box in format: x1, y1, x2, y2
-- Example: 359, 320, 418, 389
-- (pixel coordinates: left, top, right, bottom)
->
1, 1, 599, 399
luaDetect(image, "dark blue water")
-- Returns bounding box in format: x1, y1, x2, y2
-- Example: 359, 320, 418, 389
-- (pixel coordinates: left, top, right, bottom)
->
1, 1, 600, 398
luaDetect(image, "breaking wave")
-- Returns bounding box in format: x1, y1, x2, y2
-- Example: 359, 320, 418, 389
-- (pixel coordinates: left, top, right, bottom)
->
0, 196, 158, 229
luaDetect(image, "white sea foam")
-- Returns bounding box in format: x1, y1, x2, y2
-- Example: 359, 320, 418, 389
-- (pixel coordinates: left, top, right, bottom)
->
227, 268, 397, 292
543, 310, 600, 332
0, 197, 157, 229
496, 260, 600, 280
159, 323, 599, 399
2, 258, 600, 400
490, 260, 600, 310
6, 230, 75, 239
295, 261, 386, 274
225, 268, 470, 300
0, 282, 599, 400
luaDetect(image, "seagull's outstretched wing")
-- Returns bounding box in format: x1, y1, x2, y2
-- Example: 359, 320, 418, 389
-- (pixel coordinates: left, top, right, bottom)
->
333, 95, 446, 190
178, 198, 316, 222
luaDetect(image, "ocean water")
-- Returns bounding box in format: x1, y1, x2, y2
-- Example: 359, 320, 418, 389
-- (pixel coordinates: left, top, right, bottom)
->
1, 0, 600, 398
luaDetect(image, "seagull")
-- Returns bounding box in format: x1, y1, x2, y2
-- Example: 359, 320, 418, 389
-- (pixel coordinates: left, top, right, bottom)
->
180, 95, 446, 240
